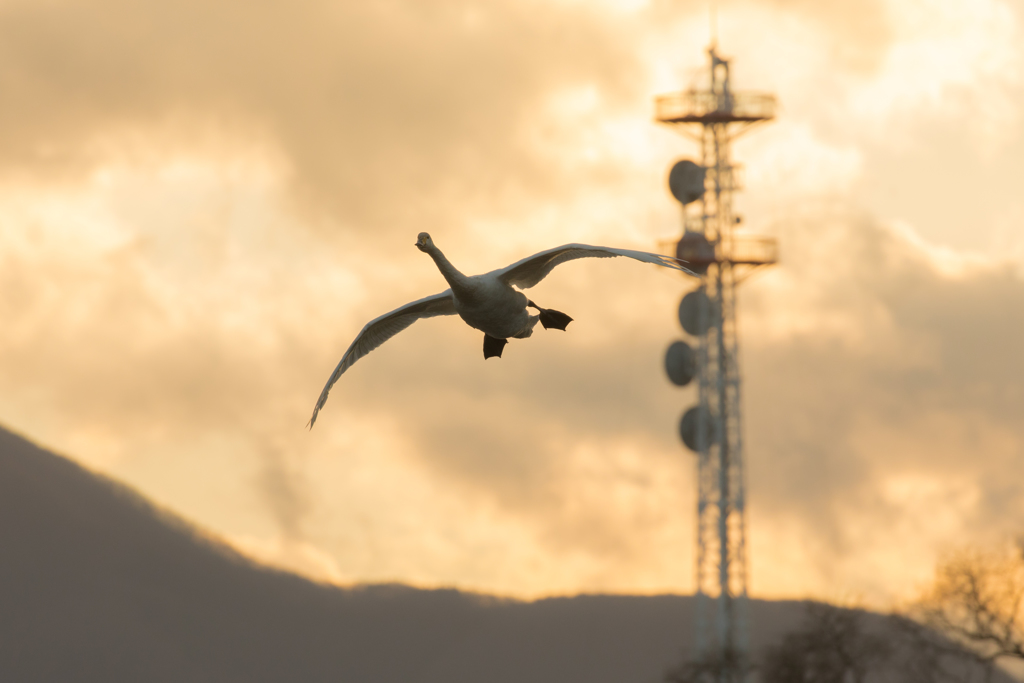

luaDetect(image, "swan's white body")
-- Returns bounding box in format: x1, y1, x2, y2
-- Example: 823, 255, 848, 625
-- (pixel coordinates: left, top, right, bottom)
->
308, 234, 691, 427
452, 277, 534, 339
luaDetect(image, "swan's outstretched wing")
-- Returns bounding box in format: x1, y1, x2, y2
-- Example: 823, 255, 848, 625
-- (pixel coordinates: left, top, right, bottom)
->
309, 290, 457, 428
494, 244, 692, 289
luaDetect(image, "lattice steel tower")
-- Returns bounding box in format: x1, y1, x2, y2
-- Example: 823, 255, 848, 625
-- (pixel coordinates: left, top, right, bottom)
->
656, 46, 777, 680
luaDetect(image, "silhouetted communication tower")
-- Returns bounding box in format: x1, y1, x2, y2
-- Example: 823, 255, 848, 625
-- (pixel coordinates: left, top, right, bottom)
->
656, 46, 777, 679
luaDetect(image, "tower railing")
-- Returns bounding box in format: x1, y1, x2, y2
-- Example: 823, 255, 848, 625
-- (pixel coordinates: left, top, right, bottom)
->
655, 90, 776, 124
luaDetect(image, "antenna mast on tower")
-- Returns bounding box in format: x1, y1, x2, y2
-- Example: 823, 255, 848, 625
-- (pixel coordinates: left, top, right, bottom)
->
656, 46, 777, 680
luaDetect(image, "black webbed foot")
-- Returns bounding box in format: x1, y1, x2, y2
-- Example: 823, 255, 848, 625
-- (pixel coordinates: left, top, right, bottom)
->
483, 335, 508, 359
527, 300, 573, 331
538, 309, 573, 331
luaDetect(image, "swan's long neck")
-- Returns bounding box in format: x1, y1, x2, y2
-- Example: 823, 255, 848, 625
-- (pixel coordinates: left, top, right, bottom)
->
425, 244, 472, 296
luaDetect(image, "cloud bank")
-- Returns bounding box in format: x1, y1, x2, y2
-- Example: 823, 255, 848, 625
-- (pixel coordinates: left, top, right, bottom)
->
0, 0, 1021, 603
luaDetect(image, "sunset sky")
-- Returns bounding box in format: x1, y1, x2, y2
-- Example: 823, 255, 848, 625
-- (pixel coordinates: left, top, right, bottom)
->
0, 0, 1022, 607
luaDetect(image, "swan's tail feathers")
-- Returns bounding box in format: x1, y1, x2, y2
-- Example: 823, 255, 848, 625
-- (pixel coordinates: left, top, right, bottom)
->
483, 335, 508, 359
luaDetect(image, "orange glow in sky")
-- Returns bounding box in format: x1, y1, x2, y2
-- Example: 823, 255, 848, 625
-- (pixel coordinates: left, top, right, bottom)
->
0, 0, 1022, 607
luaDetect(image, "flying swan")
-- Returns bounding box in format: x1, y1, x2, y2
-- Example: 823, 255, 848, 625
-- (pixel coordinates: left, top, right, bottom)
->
308, 232, 691, 427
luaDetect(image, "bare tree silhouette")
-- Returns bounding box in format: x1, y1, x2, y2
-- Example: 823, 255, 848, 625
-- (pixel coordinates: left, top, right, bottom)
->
909, 540, 1024, 669
886, 614, 993, 683
760, 604, 891, 683
663, 572, 1021, 683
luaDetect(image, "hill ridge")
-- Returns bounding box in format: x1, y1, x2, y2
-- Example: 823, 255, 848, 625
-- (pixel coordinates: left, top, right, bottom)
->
0, 424, 997, 683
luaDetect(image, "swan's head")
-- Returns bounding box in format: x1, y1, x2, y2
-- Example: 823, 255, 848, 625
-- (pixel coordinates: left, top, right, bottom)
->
415, 232, 434, 252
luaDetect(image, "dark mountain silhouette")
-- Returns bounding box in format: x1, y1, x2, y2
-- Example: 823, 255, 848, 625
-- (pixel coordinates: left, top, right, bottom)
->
0, 425, 1009, 683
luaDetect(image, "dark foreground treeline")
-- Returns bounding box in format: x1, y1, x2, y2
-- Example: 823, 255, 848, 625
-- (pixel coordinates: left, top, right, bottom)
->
0, 426, 1011, 683
668, 602, 1007, 683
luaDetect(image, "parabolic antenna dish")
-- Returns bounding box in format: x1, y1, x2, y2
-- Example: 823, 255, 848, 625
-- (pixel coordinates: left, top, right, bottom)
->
678, 289, 714, 336
675, 231, 715, 276
664, 340, 696, 387
679, 405, 717, 452
668, 159, 706, 206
